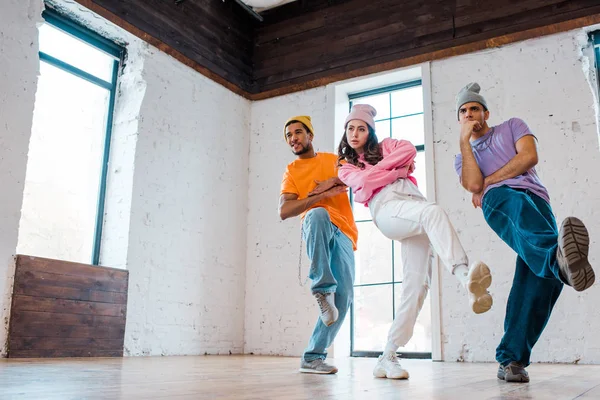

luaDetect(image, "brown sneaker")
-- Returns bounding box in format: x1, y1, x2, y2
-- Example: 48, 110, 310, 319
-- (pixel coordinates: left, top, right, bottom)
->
556, 217, 595, 291
497, 362, 529, 383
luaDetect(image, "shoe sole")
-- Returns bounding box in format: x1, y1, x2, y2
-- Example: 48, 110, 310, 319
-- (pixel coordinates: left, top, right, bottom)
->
299, 368, 338, 374
559, 217, 595, 292
498, 372, 530, 383
468, 262, 493, 314
506, 374, 530, 383
373, 368, 409, 379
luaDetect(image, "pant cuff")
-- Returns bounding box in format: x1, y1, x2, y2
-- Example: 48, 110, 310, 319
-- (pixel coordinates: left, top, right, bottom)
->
311, 288, 336, 295
384, 342, 398, 354
303, 355, 326, 362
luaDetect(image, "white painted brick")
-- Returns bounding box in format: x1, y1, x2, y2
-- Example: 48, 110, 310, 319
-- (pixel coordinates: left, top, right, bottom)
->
0, 0, 44, 356
244, 87, 333, 356
122, 46, 251, 356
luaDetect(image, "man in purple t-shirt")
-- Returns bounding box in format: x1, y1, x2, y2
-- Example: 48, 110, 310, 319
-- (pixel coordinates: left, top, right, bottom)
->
454, 83, 595, 383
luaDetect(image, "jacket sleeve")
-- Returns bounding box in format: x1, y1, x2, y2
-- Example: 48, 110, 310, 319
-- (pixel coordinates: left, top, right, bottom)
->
338, 163, 407, 204
376, 138, 417, 171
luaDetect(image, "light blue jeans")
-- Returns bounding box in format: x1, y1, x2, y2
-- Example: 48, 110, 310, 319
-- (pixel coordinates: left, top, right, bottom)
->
301, 208, 355, 362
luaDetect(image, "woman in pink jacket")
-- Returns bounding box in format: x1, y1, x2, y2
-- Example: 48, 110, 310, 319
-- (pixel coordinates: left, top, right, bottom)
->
337, 104, 492, 380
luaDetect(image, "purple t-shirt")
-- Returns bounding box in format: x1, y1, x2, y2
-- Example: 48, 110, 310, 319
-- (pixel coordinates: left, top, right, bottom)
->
454, 118, 550, 203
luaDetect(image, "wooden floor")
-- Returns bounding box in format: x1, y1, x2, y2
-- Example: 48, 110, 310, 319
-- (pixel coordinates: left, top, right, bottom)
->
1, 356, 599, 399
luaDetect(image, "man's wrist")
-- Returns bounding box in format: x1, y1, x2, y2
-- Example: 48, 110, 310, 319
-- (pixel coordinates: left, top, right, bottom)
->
309, 192, 324, 200
331, 177, 343, 186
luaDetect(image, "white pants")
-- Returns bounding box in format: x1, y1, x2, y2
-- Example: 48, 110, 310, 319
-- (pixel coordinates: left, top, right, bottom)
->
370, 179, 468, 351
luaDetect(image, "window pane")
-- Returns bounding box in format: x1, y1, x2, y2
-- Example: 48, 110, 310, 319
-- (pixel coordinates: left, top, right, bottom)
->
391, 86, 423, 116
352, 197, 372, 222
391, 114, 424, 147
412, 151, 427, 199
352, 93, 390, 120
17, 61, 110, 263
375, 119, 390, 141
353, 284, 393, 352
355, 221, 392, 285
39, 23, 115, 81
395, 284, 432, 352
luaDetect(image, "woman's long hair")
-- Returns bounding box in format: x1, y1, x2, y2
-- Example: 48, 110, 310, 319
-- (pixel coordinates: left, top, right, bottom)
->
337, 125, 382, 168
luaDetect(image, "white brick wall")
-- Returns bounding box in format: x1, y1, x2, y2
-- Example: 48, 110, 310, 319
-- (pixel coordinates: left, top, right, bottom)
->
97, 41, 145, 270
0, 0, 43, 356
244, 87, 333, 355
122, 47, 251, 356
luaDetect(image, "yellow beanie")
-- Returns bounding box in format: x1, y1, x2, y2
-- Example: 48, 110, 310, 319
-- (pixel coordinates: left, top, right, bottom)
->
283, 115, 314, 140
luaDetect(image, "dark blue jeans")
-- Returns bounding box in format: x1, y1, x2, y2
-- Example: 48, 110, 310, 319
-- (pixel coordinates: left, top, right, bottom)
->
482, 186, 563, 367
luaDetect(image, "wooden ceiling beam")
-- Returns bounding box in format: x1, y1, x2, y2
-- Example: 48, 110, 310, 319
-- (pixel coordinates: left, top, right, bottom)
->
70, 1, 600, 100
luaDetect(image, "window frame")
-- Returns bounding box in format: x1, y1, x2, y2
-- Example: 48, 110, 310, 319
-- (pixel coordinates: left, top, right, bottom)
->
347, 80, 432, 359
40, 9, 124, 265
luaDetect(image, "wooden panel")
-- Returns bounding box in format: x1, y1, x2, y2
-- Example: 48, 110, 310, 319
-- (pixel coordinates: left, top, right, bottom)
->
69, 0, 600, 98
71, 0, 257, 95
16, 268, 127, 294
253, 13, 600, 99
12, 295, 126, 317
9, 322, 125, 340
13, 281, 127, 304
11, 311, 126, 328
10, 337, 124, 351
8, 255, 129, 358
253, 0, 600, 94
8, 349, 124, 358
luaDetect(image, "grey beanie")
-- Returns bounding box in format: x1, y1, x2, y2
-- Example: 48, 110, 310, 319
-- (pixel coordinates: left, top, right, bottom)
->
456, 82, 488, 120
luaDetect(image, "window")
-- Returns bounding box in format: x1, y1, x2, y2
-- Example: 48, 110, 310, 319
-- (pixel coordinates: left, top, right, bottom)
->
349, 81, 432, 358
16, 10, 123, 265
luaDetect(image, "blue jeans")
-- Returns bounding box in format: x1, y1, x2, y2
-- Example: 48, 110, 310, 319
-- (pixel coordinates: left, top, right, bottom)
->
301, 208, 355, 361
482, 186, 564, 367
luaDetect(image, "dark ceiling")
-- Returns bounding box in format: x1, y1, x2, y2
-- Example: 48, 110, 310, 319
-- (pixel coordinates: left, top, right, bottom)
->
71, 0, 600, 99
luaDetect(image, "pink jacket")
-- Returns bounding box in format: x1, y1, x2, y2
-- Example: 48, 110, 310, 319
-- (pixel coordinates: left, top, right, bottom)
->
338, 138, 417, 205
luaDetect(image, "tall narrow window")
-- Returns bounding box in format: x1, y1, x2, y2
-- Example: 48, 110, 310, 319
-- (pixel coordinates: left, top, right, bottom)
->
349, 81, 432, 358
592, 32, 600, 97
17, 10, 123, 265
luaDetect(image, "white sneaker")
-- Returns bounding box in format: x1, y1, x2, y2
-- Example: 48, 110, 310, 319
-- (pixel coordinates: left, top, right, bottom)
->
314, 292, 338, 327
373, 353, 409, 379
466, 261, 493, 314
